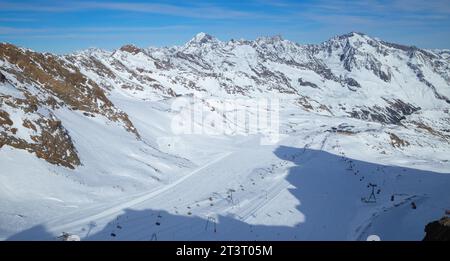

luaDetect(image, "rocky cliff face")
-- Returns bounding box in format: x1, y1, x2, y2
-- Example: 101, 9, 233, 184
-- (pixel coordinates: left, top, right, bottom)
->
0, 43, 139, 168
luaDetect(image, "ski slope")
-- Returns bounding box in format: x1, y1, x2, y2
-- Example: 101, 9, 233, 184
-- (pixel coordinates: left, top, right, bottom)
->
4, 102, 450, 241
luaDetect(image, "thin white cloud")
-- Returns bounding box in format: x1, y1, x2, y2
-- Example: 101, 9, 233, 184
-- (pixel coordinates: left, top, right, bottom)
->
0, 25, 191, 36
251, 0, 293, 8
391, 0, 450, 15
0, 0, 264, 19
0, 26, 48, 34
310, 0, 449, 16
287, 0, 449, 28
0, 17, 36, 22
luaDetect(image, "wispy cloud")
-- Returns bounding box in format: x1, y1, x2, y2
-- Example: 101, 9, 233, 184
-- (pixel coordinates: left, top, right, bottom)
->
391, 0, 450, 15
0, 0, 264, 19
0, 17, 36, 22
251, 0, 293, 8
284, 0, 449, 28
0, 25, 191, 36
0, 26, 48, 34
289, 0, 449, 14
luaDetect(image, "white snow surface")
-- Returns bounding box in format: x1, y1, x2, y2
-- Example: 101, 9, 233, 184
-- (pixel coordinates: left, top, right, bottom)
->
1, 32, 450, 241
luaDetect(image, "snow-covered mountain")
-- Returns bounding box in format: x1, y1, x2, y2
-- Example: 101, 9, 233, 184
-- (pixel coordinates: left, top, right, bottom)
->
1, 32, 449, 240
66, 31, 450, 125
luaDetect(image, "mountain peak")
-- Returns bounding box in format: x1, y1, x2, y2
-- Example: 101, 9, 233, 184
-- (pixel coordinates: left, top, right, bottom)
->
331, 32, 372, 42
75, 47, 106, 56
188, 32, 218, 45
256, 34, 284, 44
119, 44, 141, 54
349, 31, 366, 37
320, 32, 379, 50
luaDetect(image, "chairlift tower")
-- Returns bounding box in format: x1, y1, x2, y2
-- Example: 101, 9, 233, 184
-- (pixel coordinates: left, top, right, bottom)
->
362, 183, 378, 203
205, 216, 217, 233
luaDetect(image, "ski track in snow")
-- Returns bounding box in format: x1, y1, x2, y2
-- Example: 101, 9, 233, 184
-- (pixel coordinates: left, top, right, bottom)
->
49, 150, 234, 234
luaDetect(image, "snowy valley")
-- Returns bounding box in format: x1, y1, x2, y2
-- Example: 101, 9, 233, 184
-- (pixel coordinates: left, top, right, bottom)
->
0, 32, 449, 240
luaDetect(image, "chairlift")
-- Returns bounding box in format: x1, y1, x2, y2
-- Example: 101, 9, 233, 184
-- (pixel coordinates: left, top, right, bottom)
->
362, 183, 377, 203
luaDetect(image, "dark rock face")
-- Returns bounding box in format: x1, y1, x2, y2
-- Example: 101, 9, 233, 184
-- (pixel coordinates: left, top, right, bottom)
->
368, 59, 391, 82
301, 62, 339, 82
343, 77, 361, 90
381, 41, 415, 52
196, 33, 214, 44
341, 43, 356, 72
119, 44, 141, 55
298, 78, 319, 88
381, 99, 421, 124
0, 43, 139, 138
0, 43, 142, 169
407, 62, 450, 104
344, 77, 360, 88
349, 99, 420, 125
423, 216, 450, 241
0, 72, 6, 83
389, 133, 410, 148
1, 95, 81, 169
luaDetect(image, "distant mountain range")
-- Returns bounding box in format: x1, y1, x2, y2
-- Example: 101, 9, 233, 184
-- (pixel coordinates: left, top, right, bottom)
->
1, 32, 449, 168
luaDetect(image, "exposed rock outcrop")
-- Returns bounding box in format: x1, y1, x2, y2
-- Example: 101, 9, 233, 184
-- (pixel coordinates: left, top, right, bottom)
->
0, 95, 80, 169
119, 44, 141, 54
0, 43, 139, 137
0, 71, 6, 83
0, 43, 141, 168
423, 216, 450, 241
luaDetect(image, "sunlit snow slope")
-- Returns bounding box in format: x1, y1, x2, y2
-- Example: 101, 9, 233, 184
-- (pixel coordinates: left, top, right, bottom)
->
1, 32, 449, 240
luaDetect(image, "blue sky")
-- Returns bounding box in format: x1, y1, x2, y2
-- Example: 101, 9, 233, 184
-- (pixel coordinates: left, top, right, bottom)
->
1, 0, 449, 53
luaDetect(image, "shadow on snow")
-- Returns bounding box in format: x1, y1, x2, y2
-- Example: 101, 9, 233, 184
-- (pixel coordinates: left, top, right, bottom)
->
7, 146, 450, 240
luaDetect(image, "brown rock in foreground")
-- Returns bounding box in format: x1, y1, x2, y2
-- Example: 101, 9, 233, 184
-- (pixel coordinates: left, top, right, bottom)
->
423, 216, 450, 241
